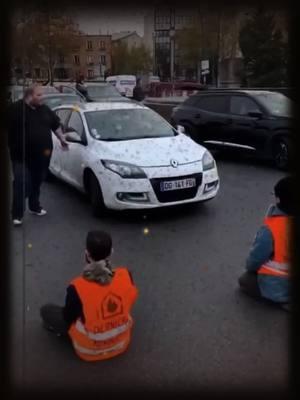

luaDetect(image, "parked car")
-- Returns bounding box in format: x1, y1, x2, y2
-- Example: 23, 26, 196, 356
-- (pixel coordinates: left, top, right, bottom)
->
84, 83, 131, 102
8, 85, 59, 102
171, 90, 293, 169
106, 75, 136, 98
50, 101, 219, 216
41, 93, 85, 109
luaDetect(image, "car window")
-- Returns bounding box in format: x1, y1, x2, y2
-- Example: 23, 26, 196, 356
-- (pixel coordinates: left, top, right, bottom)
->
194, 95, 229, 113
67, 111, 84, 138
44, 96, 83, 109
55, 109, 72, 127
230, 96, 261, 116
85, 108, 177, 141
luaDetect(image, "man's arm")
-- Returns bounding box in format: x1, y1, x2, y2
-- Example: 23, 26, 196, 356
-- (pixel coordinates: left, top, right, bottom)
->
47, 107, 69, 149
63, 285, 84, 327
246, 226, 274, 272
53, 125, 69, 149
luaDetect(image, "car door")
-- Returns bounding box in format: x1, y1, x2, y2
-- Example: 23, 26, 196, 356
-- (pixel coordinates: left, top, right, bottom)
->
61, 110, 88, 190
192, 94, 231, 145
51, 108, 72, 177
228, 95, 267, 151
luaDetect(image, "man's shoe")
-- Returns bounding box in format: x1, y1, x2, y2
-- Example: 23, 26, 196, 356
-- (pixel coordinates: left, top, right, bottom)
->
13, 219, 23, 226
29, 208, 47, 216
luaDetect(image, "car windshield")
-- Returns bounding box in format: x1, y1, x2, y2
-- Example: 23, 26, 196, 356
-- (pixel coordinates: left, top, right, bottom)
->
85, 108, 177, 141
43, 95, 83, 108
87, 85, 120, 98
253, 92, 292, 117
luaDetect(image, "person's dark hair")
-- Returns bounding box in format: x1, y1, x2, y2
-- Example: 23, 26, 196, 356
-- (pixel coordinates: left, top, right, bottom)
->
274, 176, 294, 214
86, 231, 112, 261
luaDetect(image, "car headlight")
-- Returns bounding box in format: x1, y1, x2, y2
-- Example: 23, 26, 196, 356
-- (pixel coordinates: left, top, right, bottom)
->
202, 151, 215, 171
101, 160, 147, 179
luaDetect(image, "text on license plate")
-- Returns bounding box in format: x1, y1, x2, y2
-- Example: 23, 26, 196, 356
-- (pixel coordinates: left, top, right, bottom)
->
160, 178, 196, 192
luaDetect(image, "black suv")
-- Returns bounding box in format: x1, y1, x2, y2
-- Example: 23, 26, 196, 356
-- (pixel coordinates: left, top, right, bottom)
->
171, 90, 293, 169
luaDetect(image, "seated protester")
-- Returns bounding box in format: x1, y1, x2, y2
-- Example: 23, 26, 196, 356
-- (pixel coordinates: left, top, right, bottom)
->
40, 231, 138, 361
238, 176, 293, 311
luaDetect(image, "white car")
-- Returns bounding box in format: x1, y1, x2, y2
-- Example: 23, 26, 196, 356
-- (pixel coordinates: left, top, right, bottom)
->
50, 102, 220, 216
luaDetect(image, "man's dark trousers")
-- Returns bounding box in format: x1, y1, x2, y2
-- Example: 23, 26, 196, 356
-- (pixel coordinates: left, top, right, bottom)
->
11, 155, 50, 220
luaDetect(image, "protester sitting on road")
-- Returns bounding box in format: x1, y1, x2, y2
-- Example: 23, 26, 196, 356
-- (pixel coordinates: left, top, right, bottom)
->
40, 230, 138, 361
238, 176, 293, 311
132, 78, 145, 102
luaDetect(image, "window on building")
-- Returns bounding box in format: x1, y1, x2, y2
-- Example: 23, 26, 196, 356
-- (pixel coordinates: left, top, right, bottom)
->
87, 40, 93, 50
59, 54, 65, 64
100, 55, 106, 65
74, 55, 80, 65
99, 40, 106, 50
87, 55, 94, 64
87, 69, 94, 78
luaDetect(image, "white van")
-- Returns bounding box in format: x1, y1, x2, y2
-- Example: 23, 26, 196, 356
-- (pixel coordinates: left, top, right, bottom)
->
106, 75, 136, 98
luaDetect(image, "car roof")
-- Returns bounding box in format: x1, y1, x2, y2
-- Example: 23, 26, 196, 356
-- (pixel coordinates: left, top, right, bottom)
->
193, 89, 275, 96
54, 101, 148, 112
42, 93, 79, 98
85, 82, 111, 87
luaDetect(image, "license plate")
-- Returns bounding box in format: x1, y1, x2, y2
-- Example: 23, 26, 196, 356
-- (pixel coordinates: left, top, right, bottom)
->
160, 178, 196, 192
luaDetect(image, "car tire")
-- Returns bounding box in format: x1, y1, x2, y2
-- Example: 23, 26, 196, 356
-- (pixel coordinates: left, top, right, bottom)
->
88, 173, 106, 217
272, 137, 291, 170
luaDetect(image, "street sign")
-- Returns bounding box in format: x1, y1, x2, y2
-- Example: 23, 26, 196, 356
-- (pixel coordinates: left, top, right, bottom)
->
201, 69, 210, 75
201, 60, 209, 70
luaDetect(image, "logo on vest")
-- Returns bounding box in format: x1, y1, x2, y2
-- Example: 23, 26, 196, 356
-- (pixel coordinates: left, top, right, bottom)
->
101, 292, 123, 320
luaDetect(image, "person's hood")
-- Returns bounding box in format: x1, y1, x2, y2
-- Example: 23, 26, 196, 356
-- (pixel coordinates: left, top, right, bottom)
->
266, 204, 287, 217
82, 259, 114, 285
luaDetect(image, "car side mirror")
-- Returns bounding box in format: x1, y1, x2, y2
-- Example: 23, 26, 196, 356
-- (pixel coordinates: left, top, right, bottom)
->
177, 125, 186, 134
248, 111, 263, 119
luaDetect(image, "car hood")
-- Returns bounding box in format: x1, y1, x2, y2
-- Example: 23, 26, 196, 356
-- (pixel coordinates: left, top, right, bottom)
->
91, 134, 206, 167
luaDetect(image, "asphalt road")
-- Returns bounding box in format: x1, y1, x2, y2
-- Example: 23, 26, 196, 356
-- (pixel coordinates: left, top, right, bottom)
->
10, 151, 288, 394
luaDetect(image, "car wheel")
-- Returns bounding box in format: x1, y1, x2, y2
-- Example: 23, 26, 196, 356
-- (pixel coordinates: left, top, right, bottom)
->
273, 137, 291, 170
88, 173, 106, 217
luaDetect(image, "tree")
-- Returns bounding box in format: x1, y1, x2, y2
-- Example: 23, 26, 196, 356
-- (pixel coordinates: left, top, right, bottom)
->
175, 15, 221, 83
12, 10, 80, 84
112, 43, 152, 76
239, 7, 288, 87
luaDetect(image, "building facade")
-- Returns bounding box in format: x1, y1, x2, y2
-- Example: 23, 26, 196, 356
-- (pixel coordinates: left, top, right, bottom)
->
75, 34, 112, 80
112, 31, 143, 49
143, 6, 244, 85
12, 33, 112, 82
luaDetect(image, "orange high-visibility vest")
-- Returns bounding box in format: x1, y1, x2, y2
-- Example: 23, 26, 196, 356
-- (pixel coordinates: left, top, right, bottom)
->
258, 216, 291, 278
68, 267, 138, 362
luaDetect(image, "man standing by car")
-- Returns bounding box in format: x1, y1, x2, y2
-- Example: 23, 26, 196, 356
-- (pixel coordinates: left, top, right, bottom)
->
238, 176, 293, 311
8, 84, 68, 226
132, 78, 145, 102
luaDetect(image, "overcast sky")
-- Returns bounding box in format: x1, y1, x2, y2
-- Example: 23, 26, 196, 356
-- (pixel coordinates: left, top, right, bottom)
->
70, 6, 149, 36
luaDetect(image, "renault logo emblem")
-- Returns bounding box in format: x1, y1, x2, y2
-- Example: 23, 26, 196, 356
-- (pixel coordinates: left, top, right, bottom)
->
170, 159, 178, 168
